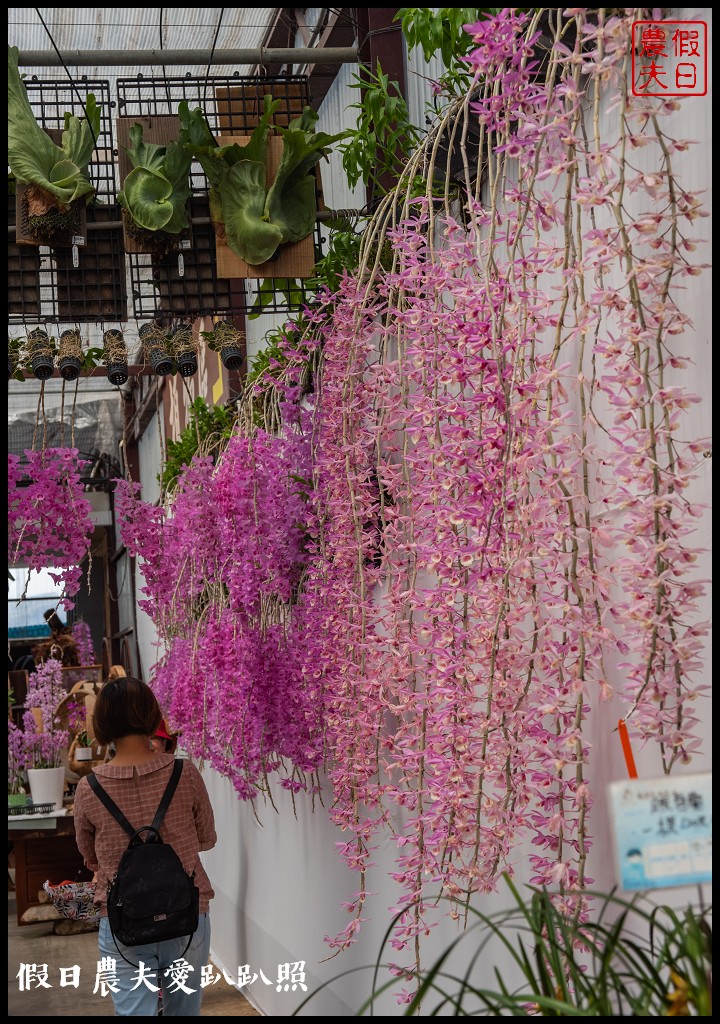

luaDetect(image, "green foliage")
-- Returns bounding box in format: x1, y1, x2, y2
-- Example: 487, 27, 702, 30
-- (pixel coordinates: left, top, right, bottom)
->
245, 333, 291, 391
265, 108, 339, 245
310, 229, 363, 294
8, 45, 100, 205
179, 96, 338, 264
160, 398, 237, 494
82, 347, 104, 372
340, 62, 421, 191
248, 278, 306, 321
397, 8, 503, 101
8, 336, 25, 381
397, 8, 499, 66
293, 878, 712, 1016
117, 122, 192, 233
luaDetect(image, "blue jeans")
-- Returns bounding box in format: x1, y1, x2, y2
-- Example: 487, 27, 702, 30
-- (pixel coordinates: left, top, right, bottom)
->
98, 913, 210, 1016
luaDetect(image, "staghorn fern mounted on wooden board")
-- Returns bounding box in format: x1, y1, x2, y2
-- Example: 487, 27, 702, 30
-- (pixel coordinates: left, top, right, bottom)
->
8, 45, 100, 246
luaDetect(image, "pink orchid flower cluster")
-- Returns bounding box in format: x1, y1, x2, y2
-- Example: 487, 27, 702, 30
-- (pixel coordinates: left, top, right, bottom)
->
8, 720, 28, 794
71, 619, 96, 667
8, 448, 93, 610
22, 658, 69, 769
115, 420, 323, 798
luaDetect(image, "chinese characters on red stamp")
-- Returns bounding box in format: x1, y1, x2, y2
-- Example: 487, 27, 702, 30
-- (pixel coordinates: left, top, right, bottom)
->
632, 21, 708, 97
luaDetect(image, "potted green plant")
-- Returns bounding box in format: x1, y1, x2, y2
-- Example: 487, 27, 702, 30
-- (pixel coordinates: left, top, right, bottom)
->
57, 328, 83, 381
140, 321, 173, 376
25, 328, 56, 381
170, 322, 198, 378
178, 95, 338, 265
8, 46, 100, 247
117, 122, 192, 257
103, 328, 129, 386
205, 320, 244, 371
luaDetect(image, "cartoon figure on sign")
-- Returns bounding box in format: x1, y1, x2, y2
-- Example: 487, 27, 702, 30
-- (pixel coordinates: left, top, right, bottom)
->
624, 847, 646, 888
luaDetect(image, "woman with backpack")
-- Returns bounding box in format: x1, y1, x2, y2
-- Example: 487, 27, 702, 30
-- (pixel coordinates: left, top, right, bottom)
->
74, 676, 217, 1016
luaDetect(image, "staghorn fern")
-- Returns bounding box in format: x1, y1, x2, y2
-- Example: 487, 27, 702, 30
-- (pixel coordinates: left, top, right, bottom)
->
118, 122, 192, 234
8, 45, 100, 209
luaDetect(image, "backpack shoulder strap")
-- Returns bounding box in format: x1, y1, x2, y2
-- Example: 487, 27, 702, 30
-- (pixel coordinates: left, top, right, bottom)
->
149, 758, 183, 835
87, 759, 184, 842
87, 772, 136, 840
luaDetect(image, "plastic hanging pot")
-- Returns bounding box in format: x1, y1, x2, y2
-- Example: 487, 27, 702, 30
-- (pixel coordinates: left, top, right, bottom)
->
103, 330, 128, 386
107, 362, 129, 387
176, 350, 198, 378
31, 352, 55, 381
27, 328, 54, 381
148, 347, 173, 376
58, 355, 82, 381
220, 346, 244, 371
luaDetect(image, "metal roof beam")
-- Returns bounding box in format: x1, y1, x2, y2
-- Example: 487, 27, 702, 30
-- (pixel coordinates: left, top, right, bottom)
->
16, 46, 358, 68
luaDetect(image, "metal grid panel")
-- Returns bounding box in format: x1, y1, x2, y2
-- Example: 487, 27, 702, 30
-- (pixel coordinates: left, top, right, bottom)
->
54, 205, 128, 322
8, 192, 42, 319
129, 196, 239, 320
22, 78, 117, 198
10, 207, 128, 326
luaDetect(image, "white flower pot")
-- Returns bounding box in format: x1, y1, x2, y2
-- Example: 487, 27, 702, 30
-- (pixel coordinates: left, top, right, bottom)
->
27, 767, 65, 811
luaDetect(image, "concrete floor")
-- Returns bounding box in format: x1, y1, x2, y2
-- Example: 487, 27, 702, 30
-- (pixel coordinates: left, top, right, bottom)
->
8, 889, 262, 1017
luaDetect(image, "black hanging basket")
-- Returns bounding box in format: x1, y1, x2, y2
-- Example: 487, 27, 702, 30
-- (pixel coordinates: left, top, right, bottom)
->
176, 350, 198, 378
58, 355, 82, 381
148, 346, 173, 376
220, 346, 244, 371
107, 362, 129, 386
31, 352, 55, 381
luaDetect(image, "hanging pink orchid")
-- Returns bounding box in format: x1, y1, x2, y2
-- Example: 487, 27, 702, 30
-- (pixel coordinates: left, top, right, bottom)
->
8, 448, 93, 610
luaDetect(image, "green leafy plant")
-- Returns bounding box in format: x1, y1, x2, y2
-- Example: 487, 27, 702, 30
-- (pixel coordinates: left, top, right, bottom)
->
293, 879, 712, 1016
309, 228, 363, 294
117, 122, 192, 240
398, 8, 499, 67
160, 397, 237, 493
340, 61, 421, 192
8, 336, 25, 381
248, 277, 306, 320
397, 8, 503, 100
179, 95, 338, 265
8, 45, 100, 230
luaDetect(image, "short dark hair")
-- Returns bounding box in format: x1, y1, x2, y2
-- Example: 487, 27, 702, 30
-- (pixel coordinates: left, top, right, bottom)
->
91, 676, 162, 746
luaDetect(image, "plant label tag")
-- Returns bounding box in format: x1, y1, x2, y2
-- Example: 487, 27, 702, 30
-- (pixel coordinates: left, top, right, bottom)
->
178, 239, 191, 250
608, 773, 712, 890
177, 254, 185, 278
72, 235, 85, 247
72, 245, 79, 268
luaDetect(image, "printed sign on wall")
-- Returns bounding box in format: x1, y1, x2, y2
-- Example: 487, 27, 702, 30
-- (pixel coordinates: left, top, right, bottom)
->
609, 774, 712, 890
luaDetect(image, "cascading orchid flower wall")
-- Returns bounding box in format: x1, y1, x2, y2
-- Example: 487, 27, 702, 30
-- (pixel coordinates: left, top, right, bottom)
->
115, 8, 709, 970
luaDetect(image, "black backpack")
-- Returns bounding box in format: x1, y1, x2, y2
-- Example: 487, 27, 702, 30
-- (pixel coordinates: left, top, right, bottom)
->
88, 759, 200, 963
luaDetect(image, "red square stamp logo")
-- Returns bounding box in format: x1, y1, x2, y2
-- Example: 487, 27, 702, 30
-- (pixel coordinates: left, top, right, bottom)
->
632, 20, 708, 97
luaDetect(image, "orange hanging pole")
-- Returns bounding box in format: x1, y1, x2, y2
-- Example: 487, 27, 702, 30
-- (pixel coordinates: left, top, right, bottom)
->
618, 719, 638, 779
